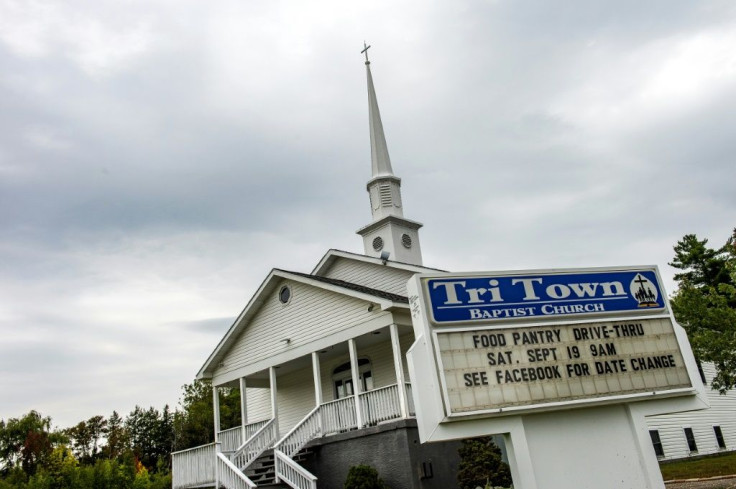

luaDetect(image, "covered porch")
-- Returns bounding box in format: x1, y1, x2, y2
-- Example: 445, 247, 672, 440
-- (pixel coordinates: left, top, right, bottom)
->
172, 322, 416, 489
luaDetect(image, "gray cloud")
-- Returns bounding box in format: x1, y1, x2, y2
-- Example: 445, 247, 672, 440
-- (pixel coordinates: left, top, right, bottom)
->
0, 0, 734, 427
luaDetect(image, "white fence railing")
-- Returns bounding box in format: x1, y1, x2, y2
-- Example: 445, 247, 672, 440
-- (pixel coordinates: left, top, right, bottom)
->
405, 382, 415, 416
321, 396, 357, 435
274, 449, 317, 489
243, 419, 270, 441
275, 406, 321, 457
217, 452, 256, 489
360, 384, 401, 426
171, 442, 217, 489
218, 426, 242, 453
231, 418, 277, 471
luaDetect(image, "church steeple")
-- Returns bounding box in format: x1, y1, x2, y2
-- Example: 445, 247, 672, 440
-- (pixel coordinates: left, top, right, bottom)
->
356, 43, 424, 265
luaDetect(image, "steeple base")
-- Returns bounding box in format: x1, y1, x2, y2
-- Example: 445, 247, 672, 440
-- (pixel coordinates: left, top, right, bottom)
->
357, 216, 424, 266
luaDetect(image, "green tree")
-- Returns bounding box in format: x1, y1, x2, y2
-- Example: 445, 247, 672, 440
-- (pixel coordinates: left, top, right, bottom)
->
101, 411, 128, 461
670, 229, 736, 392
172, 379, 240, 451
0, 411, 66, 476
456, 437, 512, 489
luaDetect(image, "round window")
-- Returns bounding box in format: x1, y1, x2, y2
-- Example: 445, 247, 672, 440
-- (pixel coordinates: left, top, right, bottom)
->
279, 286, 291, 304
401, 233, 412, 249
372, 236, 384, 251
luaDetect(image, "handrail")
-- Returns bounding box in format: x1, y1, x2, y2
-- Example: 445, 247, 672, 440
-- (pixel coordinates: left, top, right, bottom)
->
274, 405, 321, 457
231, 418, 277, 471
171, 441, 218, 456
274, 449, 317, 489
217, 452, 257, 489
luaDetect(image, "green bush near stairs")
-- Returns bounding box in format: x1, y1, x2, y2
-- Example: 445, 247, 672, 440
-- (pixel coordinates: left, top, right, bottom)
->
344, 464, 388, 489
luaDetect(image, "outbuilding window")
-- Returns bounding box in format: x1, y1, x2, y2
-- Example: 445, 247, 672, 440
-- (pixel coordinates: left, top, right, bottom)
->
684, 427, 698, 453
649, 430, 664, 458
714, 426, 726, 449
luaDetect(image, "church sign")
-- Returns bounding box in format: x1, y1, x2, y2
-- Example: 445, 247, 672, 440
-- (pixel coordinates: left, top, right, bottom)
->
408, 266, 695, 418
427, 269, 665, 324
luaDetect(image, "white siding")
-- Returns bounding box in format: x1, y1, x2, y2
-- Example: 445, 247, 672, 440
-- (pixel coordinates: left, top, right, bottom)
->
214, 279, 375, 380
244, 387, 271, 424
242, 371, 317, 438
646, 362, 736, 460
274, 367, 317, 437
321, 259, 414, 296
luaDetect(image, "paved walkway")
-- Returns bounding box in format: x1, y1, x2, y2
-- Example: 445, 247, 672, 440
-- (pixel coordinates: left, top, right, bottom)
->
666, 475, 736, 489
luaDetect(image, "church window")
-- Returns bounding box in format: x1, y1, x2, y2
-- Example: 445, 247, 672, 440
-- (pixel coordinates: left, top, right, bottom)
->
401, 233, 412, 248
333, 358, 373, 399
649, 430, 664, 458
372, 236, 384, 251
684, 427, 698, 453
278, 286, 291, 304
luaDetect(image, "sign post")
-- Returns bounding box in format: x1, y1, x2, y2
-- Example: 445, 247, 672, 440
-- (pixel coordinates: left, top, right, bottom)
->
407, 266, 708, 489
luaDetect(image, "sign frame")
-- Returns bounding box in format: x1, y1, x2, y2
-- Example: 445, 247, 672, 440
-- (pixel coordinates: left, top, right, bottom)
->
408, 265, 700, 422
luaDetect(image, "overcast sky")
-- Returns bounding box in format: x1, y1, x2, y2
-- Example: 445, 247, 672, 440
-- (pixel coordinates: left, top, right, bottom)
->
1, 0, 734, 429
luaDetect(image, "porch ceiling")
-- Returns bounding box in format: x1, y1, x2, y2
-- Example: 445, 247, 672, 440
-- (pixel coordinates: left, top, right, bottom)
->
220, 323, 414, 388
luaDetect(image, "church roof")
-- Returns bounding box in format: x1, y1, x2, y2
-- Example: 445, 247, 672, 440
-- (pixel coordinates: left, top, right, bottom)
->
311, 249, 446, 276
196, 266, 410, 379
280, 269, 409, 303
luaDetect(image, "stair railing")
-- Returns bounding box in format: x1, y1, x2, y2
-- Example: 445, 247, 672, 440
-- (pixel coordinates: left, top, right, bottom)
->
274, 406, 321, 457
217, 452, 257, 489
231, 418, 278, 471
274, 449, 317, 489
272, 406, 322, 489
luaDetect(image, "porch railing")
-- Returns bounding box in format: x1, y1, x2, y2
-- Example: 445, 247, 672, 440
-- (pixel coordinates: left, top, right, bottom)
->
218, 426, 242, 453
217, 452, 256, 489
171, 442, 217, 489
321, 396, 357, 435
243, 419, 271, 441
405, 382, 416, 416
275, 406, 321, 457
274, 449, 317, 489
231, 418, 277, 471
360, 384, 401, 426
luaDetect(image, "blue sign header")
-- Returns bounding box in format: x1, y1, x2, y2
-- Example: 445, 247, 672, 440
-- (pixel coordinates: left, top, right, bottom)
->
426, 269, 666, 324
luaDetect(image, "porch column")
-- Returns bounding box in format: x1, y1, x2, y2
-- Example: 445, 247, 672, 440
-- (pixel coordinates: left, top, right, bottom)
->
212, 386, 221, 442
390, 323, 409, 418
239, 377, 248, 441
312, 352, 323, 432
312, 352, 323, 406
269, 367, 279, 436
348, 339, 364, 428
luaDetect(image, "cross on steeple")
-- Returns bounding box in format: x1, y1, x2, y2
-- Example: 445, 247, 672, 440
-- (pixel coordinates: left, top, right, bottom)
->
361, 41, 371, 64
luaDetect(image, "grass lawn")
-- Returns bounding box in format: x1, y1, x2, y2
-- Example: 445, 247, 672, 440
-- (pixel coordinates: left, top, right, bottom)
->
660, 451, 736, 480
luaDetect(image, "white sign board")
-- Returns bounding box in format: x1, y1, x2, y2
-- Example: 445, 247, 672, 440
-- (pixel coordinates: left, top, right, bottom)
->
407, 266, 698, 421
437, 317, 691, 416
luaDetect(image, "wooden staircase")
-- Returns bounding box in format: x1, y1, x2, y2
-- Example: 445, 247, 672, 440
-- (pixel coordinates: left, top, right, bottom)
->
244, 449, 315, 488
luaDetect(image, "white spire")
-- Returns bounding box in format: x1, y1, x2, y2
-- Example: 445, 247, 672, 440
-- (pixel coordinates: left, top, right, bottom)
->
357, 43, 424, 266
366, 59, 394, 177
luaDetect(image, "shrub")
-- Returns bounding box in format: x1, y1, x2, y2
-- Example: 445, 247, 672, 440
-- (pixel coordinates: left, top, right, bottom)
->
344, 464, 386, 489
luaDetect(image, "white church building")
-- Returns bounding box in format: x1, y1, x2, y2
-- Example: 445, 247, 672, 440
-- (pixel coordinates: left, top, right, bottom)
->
171, 52, 735, 489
